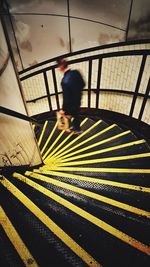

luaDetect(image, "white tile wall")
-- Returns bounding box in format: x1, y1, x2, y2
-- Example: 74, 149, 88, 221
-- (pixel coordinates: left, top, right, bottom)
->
99, 92, 132, 115
27, 98, 49, 116
22, 73, 46, 101
20, 43, 150, 125
100, 56, 142, 91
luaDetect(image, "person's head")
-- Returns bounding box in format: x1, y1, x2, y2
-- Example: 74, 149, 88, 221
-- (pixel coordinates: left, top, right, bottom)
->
56, 58, 68, 72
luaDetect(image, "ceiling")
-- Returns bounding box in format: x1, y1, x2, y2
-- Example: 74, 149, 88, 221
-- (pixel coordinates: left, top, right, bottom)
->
1, 0, 150, 70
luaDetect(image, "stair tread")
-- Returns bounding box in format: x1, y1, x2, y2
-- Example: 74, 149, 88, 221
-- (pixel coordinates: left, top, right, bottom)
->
1, 174, 150, 267
1, 114, 150, 267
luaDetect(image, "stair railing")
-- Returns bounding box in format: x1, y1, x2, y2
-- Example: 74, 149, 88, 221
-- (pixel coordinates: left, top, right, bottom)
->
0, 106, 42, 126
18, 40, 150, 125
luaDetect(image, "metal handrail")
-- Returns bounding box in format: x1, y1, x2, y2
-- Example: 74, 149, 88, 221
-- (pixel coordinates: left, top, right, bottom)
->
19, 39, 150, 75
17, 41, 150, 125
0, 106, 42, 126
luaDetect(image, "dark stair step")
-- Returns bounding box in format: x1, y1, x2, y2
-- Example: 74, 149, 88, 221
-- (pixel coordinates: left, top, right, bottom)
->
54, 168, 150, 187
63, 141, 150, 162
38, 120, 56, 151
59, 131, 139, 161
0, 224, 24, 267
10, 173, 150, 267
47, 119, 109, 158
28, 171, 150, 217
41, 117, 91, 160
52, 124, 124, 160
0, 180, 89, 267
43, 118, 109, 161
35, 167, 150, 188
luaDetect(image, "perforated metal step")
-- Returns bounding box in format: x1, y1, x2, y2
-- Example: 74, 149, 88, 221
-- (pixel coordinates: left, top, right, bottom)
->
0, 116, 150, 267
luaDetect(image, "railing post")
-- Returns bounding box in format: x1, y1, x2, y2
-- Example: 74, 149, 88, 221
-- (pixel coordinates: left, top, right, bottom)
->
138, 78, 150, 121
96, 58, 102, 109
43, 72, 52, 111
129, 54, 147, 117
52, 68, 60, 110
88, 60, 92, 108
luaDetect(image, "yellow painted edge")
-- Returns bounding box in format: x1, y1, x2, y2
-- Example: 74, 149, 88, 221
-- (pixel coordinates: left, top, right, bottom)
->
41, 121, 58, 155
54, 152, 150, 167
45, 117, 88, 160
42, 130, 65, 160
32, 124, 35, 130
13, 173, 150, 256
42, 165, 150, 174
38, 120, 48, 146
0, 206, 38, 267
1, 177, 100, 267
58, 140, 146, 163
54, 130, 131, 161
45, 117, 99, 160
34, 169, 150, 193
48, 128, 130, 162
25, 171, 150, 218
47, 119, 104, 160
42, 117, 75, 159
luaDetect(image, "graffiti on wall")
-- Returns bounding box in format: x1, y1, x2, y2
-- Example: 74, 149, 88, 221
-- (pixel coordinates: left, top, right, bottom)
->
0, 141, 30, 166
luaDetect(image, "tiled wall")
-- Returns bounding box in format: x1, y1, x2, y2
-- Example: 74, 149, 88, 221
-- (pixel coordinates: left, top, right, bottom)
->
20, 43, 150, 125
5, 0, 150, 71
0, 20, 42, 167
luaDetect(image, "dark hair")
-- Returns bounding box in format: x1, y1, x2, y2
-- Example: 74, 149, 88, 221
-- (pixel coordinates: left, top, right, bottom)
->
56, 57, 68, 69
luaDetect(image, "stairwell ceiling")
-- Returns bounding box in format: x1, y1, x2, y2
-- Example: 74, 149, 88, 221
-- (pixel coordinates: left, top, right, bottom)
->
2, 0, 150, 70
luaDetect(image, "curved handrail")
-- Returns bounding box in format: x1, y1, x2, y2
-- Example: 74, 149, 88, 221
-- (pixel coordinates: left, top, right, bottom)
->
19, 39, 150, 75
18, 41, 150, 126
20, 49, 150, 81
0, 106, 42, 126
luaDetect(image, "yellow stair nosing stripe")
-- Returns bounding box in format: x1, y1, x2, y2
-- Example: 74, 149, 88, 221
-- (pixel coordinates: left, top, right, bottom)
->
25, 171, 150, 218
12, 173, 150, 256
33, 169, 150, 193
46, 131, 75, 159
54, 152, 150, 167
42, 166, 150, 174
38, 120, 48, 146
42, 130, 65, 160
45, 117, 88, 159
0, 206, 38, 267
49, 128, 130, 161
58, 139, 146, 163
50, 130, 131, 162
41, 122, 58, 155
1, 177, 100, 267
80, 117, 89, 125
45, 123, 118, 162
32, 124, 35, 130
42, 116, 77, 160
51, 122, 115, 159
47, 119, 104, 160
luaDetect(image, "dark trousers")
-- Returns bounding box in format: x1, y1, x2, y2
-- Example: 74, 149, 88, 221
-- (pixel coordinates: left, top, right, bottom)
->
66, 108, 80, 131
72, 113, 81, 131
64, 107, 81, 131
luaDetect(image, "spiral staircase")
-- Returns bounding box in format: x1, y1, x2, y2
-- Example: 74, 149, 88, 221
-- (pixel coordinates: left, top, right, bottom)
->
1, 115, 150, 267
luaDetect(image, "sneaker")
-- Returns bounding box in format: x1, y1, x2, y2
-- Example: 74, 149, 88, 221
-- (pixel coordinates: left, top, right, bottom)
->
69, 126, 74, 130
65, 128, 72, 133
72, 130, 83, 135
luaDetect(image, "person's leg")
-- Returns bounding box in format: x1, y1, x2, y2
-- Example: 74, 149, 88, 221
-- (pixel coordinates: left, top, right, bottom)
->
72, 113, 81, 131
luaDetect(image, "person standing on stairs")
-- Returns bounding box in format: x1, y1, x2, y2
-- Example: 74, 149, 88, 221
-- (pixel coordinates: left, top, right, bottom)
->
57, 57, 85, 134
